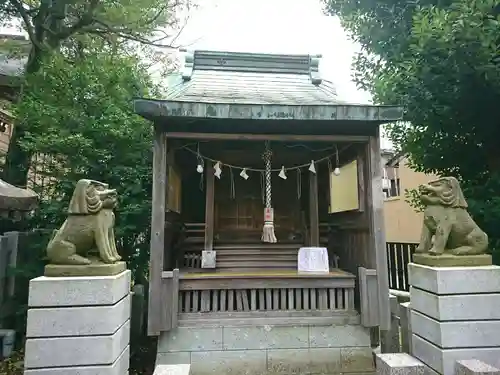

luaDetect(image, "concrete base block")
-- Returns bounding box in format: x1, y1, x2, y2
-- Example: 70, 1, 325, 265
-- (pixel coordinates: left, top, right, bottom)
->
190, 350, 267, 375
410, 287, 500, 321
422, 362, 441, 375
412, 334, 500, 375
27, 294, 130, 337
28, 270, 131, 307
408, 264, 500, 295
25, 320, 130, 369
24, 345, 130, 375
411, 310, 500, 348
154, 364, 191, 375
411, 254, 492, 268
157, 324, 374, 375
24, 270, 131, 373
455, 359, 500, 375
375, 353, 425, 375
44, 261, 127, 277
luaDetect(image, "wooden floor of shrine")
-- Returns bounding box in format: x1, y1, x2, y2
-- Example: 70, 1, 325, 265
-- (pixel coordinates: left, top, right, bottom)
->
178, 268, 354, 279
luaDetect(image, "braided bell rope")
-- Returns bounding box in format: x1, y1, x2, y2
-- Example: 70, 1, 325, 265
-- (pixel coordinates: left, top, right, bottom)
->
262, 142, 272, 209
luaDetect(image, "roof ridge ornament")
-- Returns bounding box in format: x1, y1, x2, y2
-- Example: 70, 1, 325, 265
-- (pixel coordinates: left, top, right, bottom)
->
182, 50, 194, 81
309, 55, 322, 85
178, 49, 324, 85
190, 50, 312, 75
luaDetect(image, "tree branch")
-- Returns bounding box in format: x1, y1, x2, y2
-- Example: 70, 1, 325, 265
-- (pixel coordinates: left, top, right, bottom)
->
81, 18, 179, 48
57, 0, 100, 41
168, 14, 189, 48
84, 27, 177, 49
10, 0, 40, 49
77, 0, 186, 48
140, 4, 169, 27
19, 0, 40, 16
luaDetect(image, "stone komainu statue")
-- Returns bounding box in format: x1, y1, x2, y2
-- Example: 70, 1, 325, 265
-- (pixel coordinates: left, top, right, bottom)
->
415, 176, 488, 256
46, 179, 122, 265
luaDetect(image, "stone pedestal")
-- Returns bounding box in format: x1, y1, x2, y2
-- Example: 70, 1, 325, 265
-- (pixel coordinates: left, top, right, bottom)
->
24, 270, 131, 375
456, 360, 500, 375
409, 263, 500, 375
376, 353, 425, 375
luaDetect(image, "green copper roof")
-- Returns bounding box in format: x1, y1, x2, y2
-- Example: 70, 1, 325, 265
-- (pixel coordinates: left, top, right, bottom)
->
134, 49, 404, 122
163, 50, 346, 105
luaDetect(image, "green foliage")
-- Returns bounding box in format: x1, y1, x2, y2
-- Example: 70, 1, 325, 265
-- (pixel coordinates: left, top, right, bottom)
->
404, 188, 424, 213
16, 50, 157, 282
0, 0, 187, 51
324, 0, 500, 251
3, 230, 50, 341
1, 0, 188, 187
0, 348, 24, 375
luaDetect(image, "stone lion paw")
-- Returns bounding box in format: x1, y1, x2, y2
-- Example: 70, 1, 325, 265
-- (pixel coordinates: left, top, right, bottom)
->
428, 247, 444, 256
415, 246, 426, 253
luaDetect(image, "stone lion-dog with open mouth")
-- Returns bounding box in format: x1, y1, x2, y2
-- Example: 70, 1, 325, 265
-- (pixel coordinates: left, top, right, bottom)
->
46, 179, 121, 266
415, 176, 488, 257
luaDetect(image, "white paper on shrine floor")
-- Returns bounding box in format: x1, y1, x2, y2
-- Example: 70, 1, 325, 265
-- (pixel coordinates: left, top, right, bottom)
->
297, 247, 330, 273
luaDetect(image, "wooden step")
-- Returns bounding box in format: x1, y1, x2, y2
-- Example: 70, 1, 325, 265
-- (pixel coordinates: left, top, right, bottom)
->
217, 255, 297, 262
217, 261, 297, 269
215, 239, 303, 244
184, 237, 204, 244
182, 244, 302, 254
215, 249, 298, 256
186, 228, 205, 233
214, 230, 303, 244
214, 243, 301, 250
185, 223, 205, 227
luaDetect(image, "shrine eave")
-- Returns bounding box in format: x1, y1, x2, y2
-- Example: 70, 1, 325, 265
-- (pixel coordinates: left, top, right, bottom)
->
133, 98, 404, 124
0, 178, 38, 220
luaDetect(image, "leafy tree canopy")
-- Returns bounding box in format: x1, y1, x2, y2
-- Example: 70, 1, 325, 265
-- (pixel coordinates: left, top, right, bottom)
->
1, 0, 188, 186
323, 0, 500, 249
0, 0, 187, 71
324, 0, 500, 178
18, 48, 157, 282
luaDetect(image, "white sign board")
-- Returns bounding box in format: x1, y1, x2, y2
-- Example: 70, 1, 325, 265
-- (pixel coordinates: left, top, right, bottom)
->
297, 247, 329, 273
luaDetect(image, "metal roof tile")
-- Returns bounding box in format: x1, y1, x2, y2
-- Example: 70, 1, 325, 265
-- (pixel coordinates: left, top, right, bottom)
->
165, 52, 344, 105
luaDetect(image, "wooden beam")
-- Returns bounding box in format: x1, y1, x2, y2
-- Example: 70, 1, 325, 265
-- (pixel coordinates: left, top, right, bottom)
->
309, 170, 320, 247
148, 127, 168, 336
357, 152, 366, 213
204, 160, 215, 251
367, 128, 392, 352
165, 132, 369, 142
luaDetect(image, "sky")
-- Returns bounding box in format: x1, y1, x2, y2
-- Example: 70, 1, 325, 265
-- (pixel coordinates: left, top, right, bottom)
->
173, 0, 372, 105
0, 0, 393, 148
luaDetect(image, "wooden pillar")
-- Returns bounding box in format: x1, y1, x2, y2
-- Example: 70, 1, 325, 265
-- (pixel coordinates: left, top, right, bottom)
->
148, 126, 167, 336
309, 170, 319, 247
356, 152, 366, 213
204, 160, 215, 251
164, 151, 174, 270
367, 128, 392, 352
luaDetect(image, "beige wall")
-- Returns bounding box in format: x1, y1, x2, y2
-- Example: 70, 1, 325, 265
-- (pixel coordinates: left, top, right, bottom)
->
383, 157, 438, 243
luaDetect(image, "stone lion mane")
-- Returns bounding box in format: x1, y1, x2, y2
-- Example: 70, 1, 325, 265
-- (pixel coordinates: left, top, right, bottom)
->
46, 179, 121, 265
419, 176, 467, 208
67, 179, 109, 215
416, 176, 488, 256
